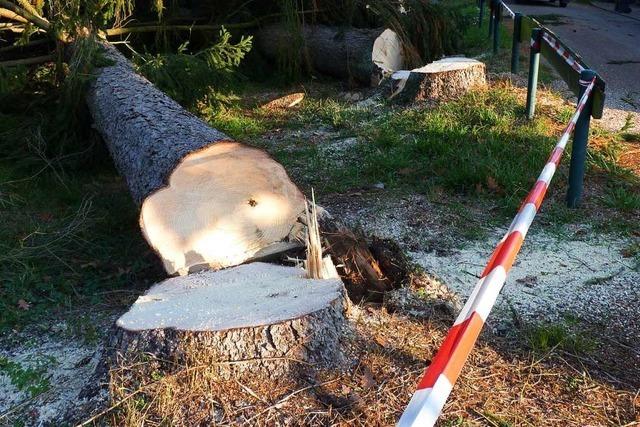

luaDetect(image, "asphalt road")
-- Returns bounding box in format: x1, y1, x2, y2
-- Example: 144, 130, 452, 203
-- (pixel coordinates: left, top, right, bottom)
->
506, 0, 640, 131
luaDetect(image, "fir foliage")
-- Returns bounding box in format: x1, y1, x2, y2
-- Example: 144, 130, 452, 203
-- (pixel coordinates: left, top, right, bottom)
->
134, 28, 252, 109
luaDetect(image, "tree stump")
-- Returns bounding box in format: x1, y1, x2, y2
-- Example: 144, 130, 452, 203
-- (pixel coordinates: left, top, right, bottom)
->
256, 24, 404, 86
109, 262, 347, 379
387, 57, 487, 103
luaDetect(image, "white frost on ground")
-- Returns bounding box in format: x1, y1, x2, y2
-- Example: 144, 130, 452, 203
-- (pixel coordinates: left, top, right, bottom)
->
0, 323, 102, 425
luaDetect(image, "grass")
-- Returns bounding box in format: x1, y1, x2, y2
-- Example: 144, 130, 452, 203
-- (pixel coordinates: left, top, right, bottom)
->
0, 355, 54, 398
0, 166, 162, 331
603, 184, 640, 212
0, 66, 163, 332
203, 80, 638, 237
525, 320, 597, 354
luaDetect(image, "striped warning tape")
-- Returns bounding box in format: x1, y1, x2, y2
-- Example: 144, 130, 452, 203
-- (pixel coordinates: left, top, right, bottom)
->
499, 1, 516, 19
530, 35, 541, 51
541, 31, 585, 73
397, 78, 597, 427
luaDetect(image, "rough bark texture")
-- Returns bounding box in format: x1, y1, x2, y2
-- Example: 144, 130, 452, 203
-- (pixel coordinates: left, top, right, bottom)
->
86, 44, 306, 275
256, 24, 403, 86
86, 44, 229, 205
387, 57, 487, 103
86, 44, 405, 297
108, 263, 348, 379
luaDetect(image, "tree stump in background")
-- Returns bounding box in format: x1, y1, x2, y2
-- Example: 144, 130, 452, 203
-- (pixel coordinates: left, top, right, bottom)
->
387, 57, 487, 103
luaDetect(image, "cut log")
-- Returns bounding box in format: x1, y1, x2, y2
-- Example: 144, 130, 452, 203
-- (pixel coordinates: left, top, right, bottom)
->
255, 24, 404, 86
109, 262, 347, 378
386, 57, 487, 103
86, 43, 404, 299
86, 44, 307, 275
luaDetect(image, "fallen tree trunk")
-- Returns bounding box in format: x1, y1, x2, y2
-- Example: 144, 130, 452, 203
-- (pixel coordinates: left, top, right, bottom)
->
110, 262, 347, 378
386, 57, 487, 103
255, 24, 404, 86
87, 44, 307, 276
86, 43, 403, 300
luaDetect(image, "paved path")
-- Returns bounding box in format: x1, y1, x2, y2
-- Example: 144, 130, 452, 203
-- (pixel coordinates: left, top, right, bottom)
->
507, 0, 640, 131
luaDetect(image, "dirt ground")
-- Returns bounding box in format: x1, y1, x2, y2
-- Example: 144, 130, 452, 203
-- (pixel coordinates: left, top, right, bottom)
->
1, 73, 639, 427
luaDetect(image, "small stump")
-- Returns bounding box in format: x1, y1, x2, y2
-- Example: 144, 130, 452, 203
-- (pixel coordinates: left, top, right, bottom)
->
110, 262, 347, 379
388, 57, 487, 103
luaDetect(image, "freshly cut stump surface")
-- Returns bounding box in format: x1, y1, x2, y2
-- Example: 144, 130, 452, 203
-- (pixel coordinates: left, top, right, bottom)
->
112, 262, 347, 379
140, 142, 306, 275
388, 57, 487, 103
87, 44, 306, 276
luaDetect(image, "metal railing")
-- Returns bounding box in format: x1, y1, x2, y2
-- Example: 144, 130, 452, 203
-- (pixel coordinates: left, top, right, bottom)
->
397, 3, 607, 425
398, 73, 598, 427
482, 0, 606, 207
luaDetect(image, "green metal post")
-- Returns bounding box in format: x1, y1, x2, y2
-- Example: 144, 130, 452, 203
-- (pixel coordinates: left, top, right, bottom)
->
493, 1, 502, 55
526, 28, 541, 120
488, 0, 494, 37
566, 69, 596, 208
511, 13, 522, 73
479, 0, 485, 28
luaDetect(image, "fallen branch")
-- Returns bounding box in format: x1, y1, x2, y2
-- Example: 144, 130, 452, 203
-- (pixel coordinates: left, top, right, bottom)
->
105, 21, 257, 37
15, 0, 40, 18
0, 53, 54, 67
0, 0, 50, 32
0, 37, 48, 53
0, 6, 27, 22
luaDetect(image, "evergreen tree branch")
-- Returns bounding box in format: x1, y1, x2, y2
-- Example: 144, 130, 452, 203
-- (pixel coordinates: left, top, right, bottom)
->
105, 22, 257, 37
15, 0, 39, 17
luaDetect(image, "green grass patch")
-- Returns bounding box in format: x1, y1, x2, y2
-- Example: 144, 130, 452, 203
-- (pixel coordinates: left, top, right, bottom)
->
259, 86, 561, 213
0, 356, 54, 397
603, 185, 640, 212
0, 67, 162, 331
525, 320, 597, 354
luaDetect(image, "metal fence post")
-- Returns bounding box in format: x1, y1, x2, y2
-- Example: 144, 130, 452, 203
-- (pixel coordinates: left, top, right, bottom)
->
493, 1, 502, 55
488, 0, 495, 37
511, 13, 522, 73
566, 69, 596, 208
479, 0, 485, 27
526, 28, 542, 120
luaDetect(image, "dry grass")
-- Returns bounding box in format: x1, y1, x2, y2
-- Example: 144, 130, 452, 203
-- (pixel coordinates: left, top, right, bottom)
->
95, 281, 638, 426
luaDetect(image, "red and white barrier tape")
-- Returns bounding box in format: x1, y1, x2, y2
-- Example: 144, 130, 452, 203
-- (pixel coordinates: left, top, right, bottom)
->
541, 31, 585, 73
397, 78, 596, 427
530, 35, 540, 51
499, 1, 516, 19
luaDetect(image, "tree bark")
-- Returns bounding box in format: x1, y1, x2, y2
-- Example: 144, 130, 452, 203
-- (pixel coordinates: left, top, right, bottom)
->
386, 57, 487, 103
86, 43, 405, 298
108, 263, 348, 379
86, 44, 307, 276
255, 24, 404, 86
